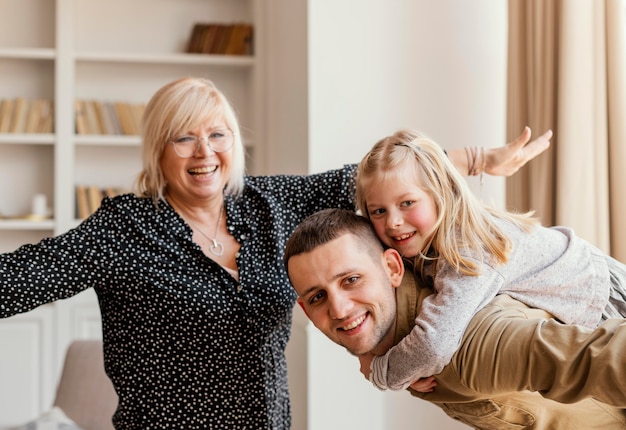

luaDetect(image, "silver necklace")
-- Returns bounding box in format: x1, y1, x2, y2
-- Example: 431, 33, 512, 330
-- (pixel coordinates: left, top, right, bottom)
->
187, 206, 224, 256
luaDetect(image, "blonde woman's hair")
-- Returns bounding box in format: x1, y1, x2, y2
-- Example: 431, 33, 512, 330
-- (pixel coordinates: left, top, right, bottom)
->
355, 130, 538, 276
136, 77, 246, 204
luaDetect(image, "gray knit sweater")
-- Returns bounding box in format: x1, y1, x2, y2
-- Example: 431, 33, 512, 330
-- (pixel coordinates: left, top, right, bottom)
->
371, 217, 610, 391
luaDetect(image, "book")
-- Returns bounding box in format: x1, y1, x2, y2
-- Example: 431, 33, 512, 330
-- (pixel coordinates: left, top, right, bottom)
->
87, 185, 103, 215
0, 99, 14, 133
24, 99, 44, 133
208, 24, 229, 54
75, 185, 90, 219
39, 100, 54, 133
186, 22, 253, 55
217, 24, 236, 54
114, 102, 137, 135
240, 24, 254, 55
75, 100, 89, 134
93, 100, 114, 135
130, 103, 145, 135
9, 98, 28, 133
107, 103, 120, 135
77, 185, 128, 218
188, 23, 217, 54
104, 187, 118, 198
224, 24, 254, 56
201, 24, 220, 54
186, 23, 206, 53
84, 99, 101, 134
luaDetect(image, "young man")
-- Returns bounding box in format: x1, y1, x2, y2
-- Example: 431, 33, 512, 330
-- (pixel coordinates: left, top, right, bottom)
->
284, 208, 626, 429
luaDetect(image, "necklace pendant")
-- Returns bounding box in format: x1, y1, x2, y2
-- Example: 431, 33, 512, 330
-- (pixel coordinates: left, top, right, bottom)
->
210, 239, 224, 256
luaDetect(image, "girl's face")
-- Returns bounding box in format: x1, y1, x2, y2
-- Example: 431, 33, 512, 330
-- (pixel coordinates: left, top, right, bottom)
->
160, 121, 233, 206
362, 163, 438, 258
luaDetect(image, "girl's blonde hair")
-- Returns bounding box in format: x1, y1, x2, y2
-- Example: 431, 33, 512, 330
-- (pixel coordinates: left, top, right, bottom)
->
136, 77, 246, 204
355, 129, 538, 276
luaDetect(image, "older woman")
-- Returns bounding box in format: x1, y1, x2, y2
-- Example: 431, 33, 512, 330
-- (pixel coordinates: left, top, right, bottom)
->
0, 77, 551, 429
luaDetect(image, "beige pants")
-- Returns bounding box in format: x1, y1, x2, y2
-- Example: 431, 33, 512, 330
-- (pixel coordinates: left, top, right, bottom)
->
397, 278, 626, 429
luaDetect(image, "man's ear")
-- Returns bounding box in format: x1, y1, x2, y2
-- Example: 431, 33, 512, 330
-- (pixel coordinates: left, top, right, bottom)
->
383, 248, 404, 288
296, 298, 310, 318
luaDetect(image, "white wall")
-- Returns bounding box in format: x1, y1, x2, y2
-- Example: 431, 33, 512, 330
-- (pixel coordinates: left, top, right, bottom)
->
269, 1, 508, 429
307, 0, 508, 200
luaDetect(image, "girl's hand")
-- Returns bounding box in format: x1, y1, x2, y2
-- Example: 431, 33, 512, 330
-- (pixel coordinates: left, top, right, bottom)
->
485, 127, 552, 176
409, 375, 438, 393
358, 353, 375, 380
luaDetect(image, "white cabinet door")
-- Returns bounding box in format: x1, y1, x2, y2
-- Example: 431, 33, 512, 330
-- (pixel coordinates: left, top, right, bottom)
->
0, 290, 103, 427
0, 306, 55, 426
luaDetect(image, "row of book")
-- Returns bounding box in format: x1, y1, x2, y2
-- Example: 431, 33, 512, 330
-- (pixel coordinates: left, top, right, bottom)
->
76, 185, 129, 220
75, 100, 146, 136
0, 98, 145, 136
0, 98, 54, 134
186, 23, 253, 55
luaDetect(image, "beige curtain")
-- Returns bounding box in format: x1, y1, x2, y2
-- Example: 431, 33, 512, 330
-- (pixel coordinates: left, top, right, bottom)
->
507, 0, 626, 261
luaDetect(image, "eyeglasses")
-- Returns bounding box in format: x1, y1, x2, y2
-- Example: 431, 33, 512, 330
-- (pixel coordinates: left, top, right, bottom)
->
169, 129, 234, 158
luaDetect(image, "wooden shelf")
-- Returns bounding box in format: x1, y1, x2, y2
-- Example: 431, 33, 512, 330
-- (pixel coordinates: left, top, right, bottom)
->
75, 51, 256, 66
73, 135, 141, 147
0, 218, 55, 231
0, 47, 55, 60
0, 133, 55, 145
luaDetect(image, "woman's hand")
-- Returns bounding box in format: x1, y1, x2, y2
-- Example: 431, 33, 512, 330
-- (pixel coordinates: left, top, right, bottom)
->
409, 376, 438, 393
484, 127, 552, 177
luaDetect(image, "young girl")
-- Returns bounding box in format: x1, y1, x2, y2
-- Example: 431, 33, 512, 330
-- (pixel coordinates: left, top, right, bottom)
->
355, 129, 626, 391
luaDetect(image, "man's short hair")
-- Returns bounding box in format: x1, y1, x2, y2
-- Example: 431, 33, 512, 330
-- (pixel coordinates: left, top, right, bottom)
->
284, 209, 385, 272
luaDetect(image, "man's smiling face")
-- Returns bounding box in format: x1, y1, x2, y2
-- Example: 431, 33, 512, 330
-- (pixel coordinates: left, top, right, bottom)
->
288, 233, 402, 356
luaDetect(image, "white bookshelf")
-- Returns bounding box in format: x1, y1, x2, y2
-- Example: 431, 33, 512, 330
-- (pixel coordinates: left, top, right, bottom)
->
0, 0, 264, 242
0, 0, 264, 425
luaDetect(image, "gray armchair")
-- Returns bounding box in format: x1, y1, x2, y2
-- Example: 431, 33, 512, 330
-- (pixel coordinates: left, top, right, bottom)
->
52, 340, 117, 430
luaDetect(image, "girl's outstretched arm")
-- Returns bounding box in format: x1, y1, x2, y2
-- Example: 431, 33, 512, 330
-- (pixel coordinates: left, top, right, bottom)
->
447, 127, 552, 177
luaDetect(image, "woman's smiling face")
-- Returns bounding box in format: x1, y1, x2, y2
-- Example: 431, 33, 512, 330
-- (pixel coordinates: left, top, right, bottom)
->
160, 121, 233, 204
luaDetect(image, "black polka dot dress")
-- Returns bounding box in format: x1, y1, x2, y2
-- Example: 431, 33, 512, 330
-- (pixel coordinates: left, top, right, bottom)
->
0, 166, 356, 429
